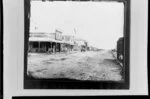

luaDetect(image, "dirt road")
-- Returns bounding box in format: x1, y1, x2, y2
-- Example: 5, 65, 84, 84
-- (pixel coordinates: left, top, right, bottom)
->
27, 50, 122, 81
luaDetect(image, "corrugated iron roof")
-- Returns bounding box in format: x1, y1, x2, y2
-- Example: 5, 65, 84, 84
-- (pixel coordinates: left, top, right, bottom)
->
29, 37, 64, 43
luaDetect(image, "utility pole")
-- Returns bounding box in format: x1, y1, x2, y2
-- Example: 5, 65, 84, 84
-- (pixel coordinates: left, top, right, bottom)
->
74, 28, 76, 36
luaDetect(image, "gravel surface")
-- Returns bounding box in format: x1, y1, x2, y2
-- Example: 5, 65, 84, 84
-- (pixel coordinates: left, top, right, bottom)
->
27, 50, 123, 81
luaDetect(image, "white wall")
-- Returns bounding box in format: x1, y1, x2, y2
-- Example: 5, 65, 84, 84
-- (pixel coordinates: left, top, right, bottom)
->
3, 0, 148, 98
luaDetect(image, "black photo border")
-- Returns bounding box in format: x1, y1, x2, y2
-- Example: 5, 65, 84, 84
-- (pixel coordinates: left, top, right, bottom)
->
24, 0, 130, 89
0, 0, 3, 98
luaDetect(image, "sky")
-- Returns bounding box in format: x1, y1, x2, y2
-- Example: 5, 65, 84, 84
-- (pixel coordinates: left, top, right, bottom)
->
30, 1, 124, 49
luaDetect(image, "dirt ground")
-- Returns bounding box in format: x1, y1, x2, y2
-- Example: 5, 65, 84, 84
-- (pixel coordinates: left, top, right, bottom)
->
27, 50, 123, 81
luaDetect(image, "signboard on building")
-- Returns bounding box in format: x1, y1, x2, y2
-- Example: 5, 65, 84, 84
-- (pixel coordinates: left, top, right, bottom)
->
63, 35, 74, 44
30, 32, 48, 38
48, 33, 55, 39
55, 29, 63, 41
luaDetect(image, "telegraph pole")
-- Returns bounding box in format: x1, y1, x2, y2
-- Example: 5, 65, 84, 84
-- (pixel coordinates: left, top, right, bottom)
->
74, 28, 77, 37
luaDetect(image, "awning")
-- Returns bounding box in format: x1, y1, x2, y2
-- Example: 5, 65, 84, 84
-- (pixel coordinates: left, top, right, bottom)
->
29, 37, 64, 43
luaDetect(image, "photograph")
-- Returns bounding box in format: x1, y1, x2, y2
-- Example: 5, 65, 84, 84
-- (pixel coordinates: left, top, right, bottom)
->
24, 0, 130, 89
3, 0, 148, 98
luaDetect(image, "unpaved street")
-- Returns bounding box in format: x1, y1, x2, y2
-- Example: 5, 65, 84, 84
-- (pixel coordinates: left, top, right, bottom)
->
27, 50, 122, 81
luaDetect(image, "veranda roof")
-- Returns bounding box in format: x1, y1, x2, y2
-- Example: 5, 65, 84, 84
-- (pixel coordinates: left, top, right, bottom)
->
29, 37, 64, 43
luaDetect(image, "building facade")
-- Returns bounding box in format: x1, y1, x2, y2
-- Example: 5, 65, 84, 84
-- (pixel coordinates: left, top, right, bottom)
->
61, 35, 75, 52
28, 29, 78, 53
28, 30, 64, 53
28, 29, 90, 53
73, 39, 88, 52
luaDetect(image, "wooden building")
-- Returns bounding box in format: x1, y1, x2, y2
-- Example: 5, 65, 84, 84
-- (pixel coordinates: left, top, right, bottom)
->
28, 32, 63, 53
